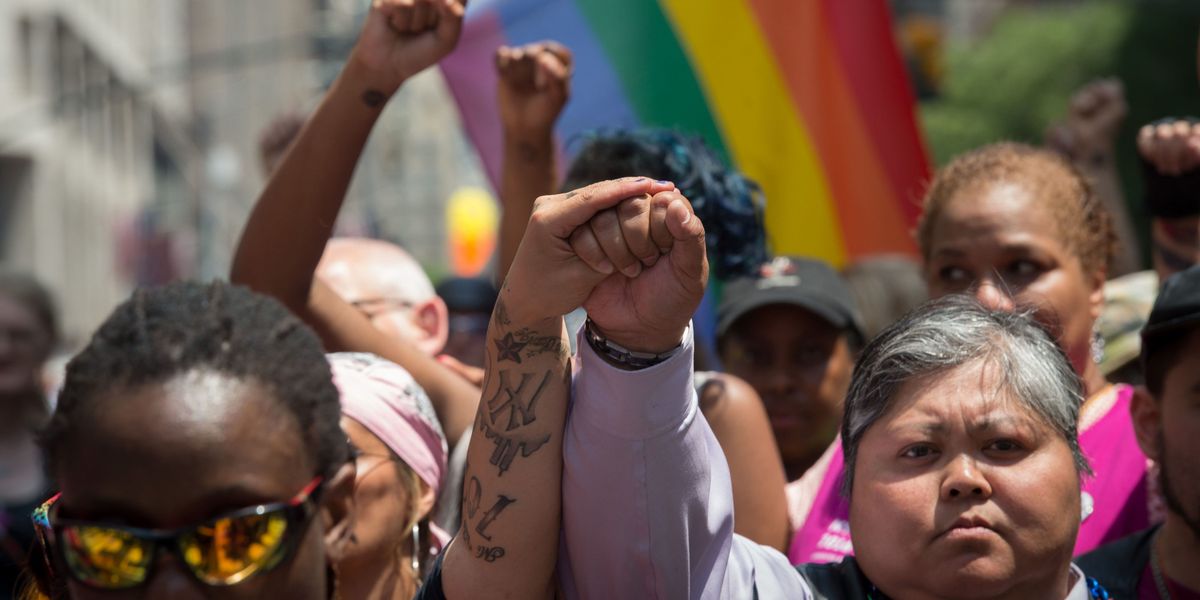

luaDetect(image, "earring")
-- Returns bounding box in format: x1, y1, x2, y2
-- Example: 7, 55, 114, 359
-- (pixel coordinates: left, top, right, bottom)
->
1091, 327, 1106, 365
327, 560, 342, 600
411, 523, 421, 575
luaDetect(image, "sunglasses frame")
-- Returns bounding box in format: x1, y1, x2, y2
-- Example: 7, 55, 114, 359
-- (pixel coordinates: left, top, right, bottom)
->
33, 477, 324, 590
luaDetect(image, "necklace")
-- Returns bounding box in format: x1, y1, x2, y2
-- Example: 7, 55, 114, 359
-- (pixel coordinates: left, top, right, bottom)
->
1151, 529, 1172, 600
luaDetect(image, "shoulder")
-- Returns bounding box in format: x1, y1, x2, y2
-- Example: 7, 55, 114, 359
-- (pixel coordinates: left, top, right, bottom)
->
1076, 525, 1158, 598
695, 371, 761, 417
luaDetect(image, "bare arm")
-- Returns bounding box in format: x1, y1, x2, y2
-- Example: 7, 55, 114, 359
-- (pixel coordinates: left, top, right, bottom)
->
1045, 78, 1141, 275
230, 0, 479, 444
699, 373, 791, 552
495, 42, 572, 285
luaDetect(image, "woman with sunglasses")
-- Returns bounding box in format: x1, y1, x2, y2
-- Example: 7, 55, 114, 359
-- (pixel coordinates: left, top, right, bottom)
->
24, 281, 355, 599
330, 353, 449, 600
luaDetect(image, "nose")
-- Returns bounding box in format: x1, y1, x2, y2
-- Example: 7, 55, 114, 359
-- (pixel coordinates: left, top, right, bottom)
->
941, 454, 993, 501
142, 550, 205, 600
762, 365, 797, 398
972, 278, 1015, 312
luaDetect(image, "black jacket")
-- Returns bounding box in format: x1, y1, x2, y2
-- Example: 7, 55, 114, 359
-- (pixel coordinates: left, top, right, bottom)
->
1076, 525, 1158, 600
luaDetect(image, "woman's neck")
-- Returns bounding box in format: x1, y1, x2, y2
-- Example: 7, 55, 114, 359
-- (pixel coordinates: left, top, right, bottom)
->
1079, 359, 1109, 400
340, 547, 419, 600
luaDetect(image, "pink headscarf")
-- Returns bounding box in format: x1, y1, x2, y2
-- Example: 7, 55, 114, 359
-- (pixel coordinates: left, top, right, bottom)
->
329, 353, 450, 548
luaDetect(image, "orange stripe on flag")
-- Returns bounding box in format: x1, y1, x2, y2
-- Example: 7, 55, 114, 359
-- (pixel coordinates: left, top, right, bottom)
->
745, 0, 916, 257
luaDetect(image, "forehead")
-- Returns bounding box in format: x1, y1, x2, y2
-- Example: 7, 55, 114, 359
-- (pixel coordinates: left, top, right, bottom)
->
875, 360, 1045, 433
728, 304, 843, 341
930, 183, 1065, 253
57, 370, 315, 526
1160, 328, 1200, 394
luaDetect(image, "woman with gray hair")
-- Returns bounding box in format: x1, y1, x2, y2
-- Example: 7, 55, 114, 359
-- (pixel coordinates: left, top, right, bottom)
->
553, 294, 1109, 599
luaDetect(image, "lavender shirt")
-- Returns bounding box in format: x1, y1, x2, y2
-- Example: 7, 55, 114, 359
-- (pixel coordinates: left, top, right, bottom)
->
557, 326, 1093, 600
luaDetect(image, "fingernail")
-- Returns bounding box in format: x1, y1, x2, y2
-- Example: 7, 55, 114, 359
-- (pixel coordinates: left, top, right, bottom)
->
656, 180, 672, 185
596, 259, 615, 274
622, 262, 642, 278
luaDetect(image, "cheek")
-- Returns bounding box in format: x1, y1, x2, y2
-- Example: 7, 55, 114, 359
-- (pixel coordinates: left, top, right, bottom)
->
1015, 271, 1095, 346
352, 470, 411, 539
374, 313, 417, 342
849, 473, 936, 546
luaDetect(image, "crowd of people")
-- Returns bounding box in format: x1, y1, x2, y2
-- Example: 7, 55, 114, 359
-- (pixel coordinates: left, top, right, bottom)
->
1, 0, 1198, 598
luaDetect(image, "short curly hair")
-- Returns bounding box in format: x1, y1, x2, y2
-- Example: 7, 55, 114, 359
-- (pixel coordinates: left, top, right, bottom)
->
42, 280, 348, 480
916, 142, 1117, 277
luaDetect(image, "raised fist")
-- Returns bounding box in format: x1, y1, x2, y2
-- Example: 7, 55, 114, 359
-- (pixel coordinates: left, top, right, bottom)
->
1138, 118, 1200, 176
502, 178, 708, 353
351, 0, 467, 94
576, 190, 709, 353
496, 42, 573, 137
1045, 78, 1127, 164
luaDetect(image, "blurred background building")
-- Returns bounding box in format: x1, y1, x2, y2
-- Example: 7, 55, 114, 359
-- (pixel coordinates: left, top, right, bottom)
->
0, 0, 485, 346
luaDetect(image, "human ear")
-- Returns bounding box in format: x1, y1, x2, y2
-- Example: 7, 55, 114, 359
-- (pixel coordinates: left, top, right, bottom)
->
411, 297, 449, 355
1130, 385, 1163, 461
321, 461, 358, 563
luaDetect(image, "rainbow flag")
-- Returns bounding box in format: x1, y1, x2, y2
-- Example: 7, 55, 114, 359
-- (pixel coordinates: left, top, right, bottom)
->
440, 0, 931, 266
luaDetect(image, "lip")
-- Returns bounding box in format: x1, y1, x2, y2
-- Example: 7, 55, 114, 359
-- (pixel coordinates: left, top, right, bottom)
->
937, 515, 999, 540
768, 413, 804, 430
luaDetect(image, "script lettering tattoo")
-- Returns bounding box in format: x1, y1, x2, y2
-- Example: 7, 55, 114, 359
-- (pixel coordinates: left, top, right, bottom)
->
495, 333, 527, 363
475, 546, 506, 562
478, 370, 553, 475
520, 331, 566, 360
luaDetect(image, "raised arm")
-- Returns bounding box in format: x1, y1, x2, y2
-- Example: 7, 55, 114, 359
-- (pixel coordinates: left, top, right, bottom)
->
495, 42, 572, 285
1045, 78, 1141, 275
436, 177, 675, 599
230, 0, 480, 443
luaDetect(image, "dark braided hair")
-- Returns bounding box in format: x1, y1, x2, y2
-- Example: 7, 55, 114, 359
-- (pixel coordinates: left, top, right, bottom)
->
563, 128, 769, 280
42, 280, 348, 479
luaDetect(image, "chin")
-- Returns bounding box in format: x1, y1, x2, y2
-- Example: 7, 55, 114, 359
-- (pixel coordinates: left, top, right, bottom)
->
931, 556, 1017, 595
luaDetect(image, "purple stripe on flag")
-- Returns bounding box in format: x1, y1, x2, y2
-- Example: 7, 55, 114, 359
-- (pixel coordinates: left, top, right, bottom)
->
440, 9, 509, 186
441, 0, 640, 189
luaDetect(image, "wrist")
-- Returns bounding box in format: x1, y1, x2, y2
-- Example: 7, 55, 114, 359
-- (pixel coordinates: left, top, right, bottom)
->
343, 47, 406, 100
503, 129, 555, 149
591, 322, 687, 355
585, 319, 685, 370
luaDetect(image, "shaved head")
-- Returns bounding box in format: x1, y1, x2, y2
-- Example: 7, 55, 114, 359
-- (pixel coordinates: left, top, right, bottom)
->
317, 238, 447, 355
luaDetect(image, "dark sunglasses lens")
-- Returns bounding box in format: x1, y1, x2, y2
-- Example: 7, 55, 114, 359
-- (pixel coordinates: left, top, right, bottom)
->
179, 509, 291, 585
60, 525, 154, 589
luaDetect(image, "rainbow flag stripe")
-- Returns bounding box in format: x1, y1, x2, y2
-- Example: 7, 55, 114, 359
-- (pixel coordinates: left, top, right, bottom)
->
440, 0, 931, 266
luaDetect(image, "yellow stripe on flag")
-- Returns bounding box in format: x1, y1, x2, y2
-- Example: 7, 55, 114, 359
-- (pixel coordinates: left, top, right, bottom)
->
658, 0, 847, 266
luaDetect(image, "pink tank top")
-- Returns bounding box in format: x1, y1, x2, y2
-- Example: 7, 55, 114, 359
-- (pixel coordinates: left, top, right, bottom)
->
787, 384, 1150, 564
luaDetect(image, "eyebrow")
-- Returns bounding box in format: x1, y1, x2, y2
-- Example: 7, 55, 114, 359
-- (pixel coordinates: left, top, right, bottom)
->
896, 414, 1029, 436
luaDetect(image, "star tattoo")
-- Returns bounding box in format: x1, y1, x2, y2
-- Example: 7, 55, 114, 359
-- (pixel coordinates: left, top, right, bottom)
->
495, 333, 528, 363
